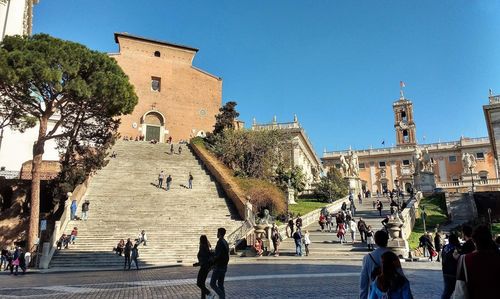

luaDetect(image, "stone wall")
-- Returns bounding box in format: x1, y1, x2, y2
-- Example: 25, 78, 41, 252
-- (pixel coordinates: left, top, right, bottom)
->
190, 141, 247, 220
400, 192, 423, 241
112, 33, 222, 143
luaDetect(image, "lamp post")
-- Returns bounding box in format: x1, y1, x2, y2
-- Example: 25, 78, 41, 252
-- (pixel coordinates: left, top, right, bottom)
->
421, 205, 427, 233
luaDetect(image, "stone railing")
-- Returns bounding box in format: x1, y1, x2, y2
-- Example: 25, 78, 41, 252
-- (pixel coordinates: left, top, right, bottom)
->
400, 192, 423, 241
190, 140, 248, 221
252, 122, 300, 131
323, 137, 490, 158
39, 177, 92, 269
437, 178, 500, 188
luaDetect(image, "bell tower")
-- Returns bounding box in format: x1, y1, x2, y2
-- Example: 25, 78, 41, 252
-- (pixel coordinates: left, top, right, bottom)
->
393, 88, 416, 146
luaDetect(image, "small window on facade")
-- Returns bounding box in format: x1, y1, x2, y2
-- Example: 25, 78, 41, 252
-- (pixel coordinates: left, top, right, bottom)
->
449, 155, 457, 162
151, 77, 161, 92
379, 161, 386, 167
402, 160, 410, 166
476, 152, 485, 159
359, 163, 365, 169
154, 51, 161, 57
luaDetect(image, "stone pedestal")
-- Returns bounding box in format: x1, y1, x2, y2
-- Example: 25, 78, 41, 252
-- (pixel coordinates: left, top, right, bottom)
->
345, 176, 361, 195
414, 172, 435, 193
287, 187, 297, 205
386, 217, 409, 258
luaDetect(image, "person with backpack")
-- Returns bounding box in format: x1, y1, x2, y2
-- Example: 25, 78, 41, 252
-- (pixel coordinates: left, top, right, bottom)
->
359, 230, 390, 299
293, 228, 303, 256
369, 251, 412, 298
358, 218, 368, 243
318, 214, 326, 232
124, 238, 132, 270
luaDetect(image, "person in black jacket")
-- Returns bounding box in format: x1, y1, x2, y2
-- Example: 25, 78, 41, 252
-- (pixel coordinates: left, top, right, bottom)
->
194, 235, 213, 299
210, 228, 229, 299
124, 238, 132, 270
460, 225, 476, 254
441, 234, 460, 299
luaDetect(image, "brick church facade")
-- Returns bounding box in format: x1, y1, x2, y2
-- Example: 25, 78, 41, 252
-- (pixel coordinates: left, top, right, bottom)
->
111, 33, 222, 142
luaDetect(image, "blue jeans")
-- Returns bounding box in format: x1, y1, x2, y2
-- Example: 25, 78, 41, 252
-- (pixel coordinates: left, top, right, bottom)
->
70, 209, 76, 220
188, 180, 193, 189
210, 267, 227, 298
295, 240, 302, 256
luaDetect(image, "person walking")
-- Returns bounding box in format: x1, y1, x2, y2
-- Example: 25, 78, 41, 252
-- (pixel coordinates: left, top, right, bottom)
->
210, 228, 229, 299
70, 198, 77, 220
166, 175, 172, 191
319, 214, 326, 232
326, 213, 333, 232
366, 226, 375, 251
349, 218, 357, 244
170, 143, 174, 154
124, 238, 132, 270
303, 230, 311, 256
137, 230, 148, 246
434, 231, 442, 262
358, 218, 368, 243
178, 145, 182, 155
337, 222, 346, 244
376, 200, 383, 216
460, 224, 476, 254
188, 173, 193, 189
195, 235, 213, 299
369, 251, 413, 298
286, 219, 294, 238
131, 243, 139, 270
158, 171, 165, 188
358, 193, 363, 205
293, 228, 303, 256
0, 247, 8, 271
271, 224, 281, 257
70, 227, 78, 244
359, 230, 390, 299
455, 225, 500, 299
81, 200, 90, 221
440, 234, 460, 299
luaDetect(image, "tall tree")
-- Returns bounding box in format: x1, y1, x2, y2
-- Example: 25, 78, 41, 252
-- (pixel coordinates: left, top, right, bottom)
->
213, 101, 239, 135
313, 167, 349, 202
0, 34, 138, 251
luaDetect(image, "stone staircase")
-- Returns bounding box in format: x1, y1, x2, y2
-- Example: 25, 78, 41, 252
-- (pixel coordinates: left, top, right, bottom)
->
49, 141, 242, 269
236, 197, 389, 263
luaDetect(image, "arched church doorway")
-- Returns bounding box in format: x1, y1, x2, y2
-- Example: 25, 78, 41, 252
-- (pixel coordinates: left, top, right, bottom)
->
142, 111, 165, 142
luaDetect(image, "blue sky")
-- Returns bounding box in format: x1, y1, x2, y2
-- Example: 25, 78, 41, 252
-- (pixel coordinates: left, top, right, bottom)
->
33, 1, 500, 155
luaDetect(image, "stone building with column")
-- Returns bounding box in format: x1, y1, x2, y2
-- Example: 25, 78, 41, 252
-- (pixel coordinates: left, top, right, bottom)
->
323, 93, 498, 193
111, 33, 222, 143
252, 115, 322, 190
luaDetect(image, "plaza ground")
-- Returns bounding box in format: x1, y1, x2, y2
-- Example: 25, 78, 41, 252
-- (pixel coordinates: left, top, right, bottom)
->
0, 262, 442, 298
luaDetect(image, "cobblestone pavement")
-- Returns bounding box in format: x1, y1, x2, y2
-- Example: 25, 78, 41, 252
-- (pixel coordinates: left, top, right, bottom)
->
0, 262, 443, 298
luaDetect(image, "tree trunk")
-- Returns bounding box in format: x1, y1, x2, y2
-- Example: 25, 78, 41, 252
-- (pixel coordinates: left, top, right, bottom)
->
27, 117, 48, 252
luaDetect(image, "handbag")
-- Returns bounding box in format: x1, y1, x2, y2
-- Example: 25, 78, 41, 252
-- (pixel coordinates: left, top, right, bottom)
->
12, 258, 19, 266
452, 255, 470, 299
